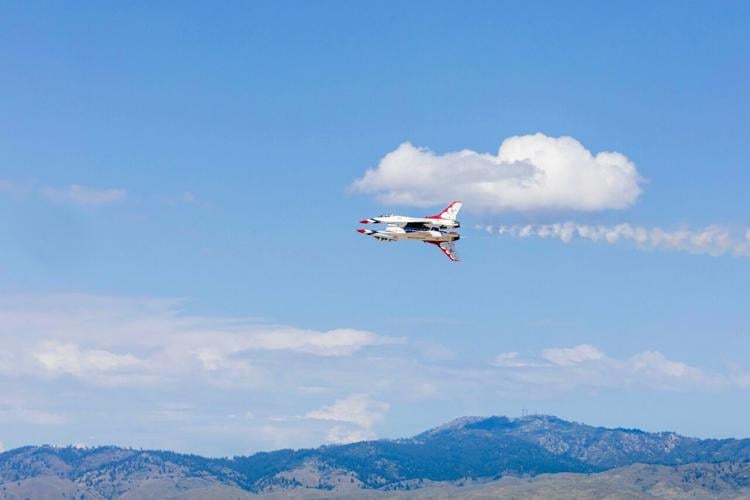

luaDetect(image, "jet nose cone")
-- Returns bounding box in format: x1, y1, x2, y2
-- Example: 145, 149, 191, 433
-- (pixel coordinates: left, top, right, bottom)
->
356, 229, 367, 234
359, 219, 371, 224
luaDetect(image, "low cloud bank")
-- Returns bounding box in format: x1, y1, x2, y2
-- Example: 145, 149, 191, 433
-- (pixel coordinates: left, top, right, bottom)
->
492, 344, 750, 392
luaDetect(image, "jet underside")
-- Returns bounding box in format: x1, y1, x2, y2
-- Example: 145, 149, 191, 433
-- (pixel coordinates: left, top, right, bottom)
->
358, 227, 459, 243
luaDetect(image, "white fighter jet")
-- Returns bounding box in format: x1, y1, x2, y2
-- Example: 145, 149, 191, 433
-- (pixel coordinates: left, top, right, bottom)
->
356, 201, 462, 262
359, 201, 462, 229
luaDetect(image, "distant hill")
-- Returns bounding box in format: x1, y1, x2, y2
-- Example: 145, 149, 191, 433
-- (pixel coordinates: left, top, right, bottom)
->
2, 415, 750, 499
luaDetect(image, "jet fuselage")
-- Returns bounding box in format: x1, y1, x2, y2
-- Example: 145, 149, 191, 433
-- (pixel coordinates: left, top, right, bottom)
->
359, 215, 460, 229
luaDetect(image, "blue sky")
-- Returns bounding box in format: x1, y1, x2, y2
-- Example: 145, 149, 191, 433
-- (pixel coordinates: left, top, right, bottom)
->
1, 1, 749, 456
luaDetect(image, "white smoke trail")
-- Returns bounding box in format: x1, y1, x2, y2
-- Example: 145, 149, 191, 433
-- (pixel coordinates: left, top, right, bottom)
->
480, 223, 750, 257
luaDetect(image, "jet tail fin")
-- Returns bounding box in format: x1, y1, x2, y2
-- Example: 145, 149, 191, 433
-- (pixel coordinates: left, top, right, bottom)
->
429, 201, 462, 221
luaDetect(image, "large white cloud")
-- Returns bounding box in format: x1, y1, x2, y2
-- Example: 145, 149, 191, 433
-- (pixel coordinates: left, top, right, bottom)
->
352, 134, 642, 212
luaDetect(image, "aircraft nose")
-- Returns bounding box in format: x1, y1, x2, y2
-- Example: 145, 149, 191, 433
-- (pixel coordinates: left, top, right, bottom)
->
356, 229, 367, 234
359, 219, 371, 224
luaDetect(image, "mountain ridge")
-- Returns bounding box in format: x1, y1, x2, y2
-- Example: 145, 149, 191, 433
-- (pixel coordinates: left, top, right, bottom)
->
2, 414, 750, 498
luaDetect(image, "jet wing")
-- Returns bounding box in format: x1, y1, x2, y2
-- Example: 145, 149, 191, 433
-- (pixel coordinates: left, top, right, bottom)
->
425, 241, 459, 262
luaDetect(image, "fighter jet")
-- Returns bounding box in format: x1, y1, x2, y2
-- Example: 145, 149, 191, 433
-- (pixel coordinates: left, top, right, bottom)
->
359, 201, 462, 229
356, 201, 462, 262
